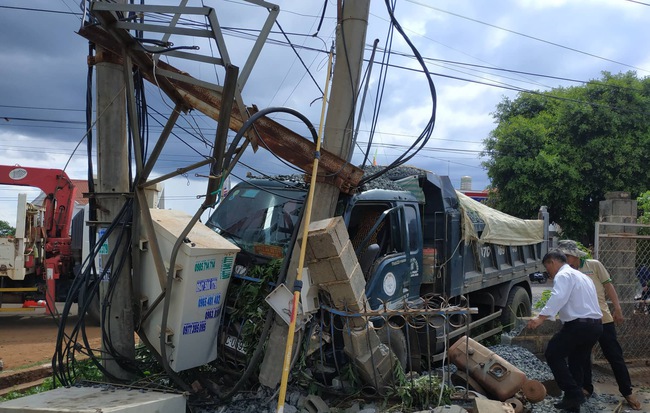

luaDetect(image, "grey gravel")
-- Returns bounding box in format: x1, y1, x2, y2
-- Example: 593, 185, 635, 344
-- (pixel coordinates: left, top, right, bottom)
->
487, 344, 553, 382
483, 344, 634, 413
250, 165, 431, 192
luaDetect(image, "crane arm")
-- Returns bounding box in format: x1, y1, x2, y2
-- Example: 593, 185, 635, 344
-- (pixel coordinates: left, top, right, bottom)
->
0, 165, 77, 238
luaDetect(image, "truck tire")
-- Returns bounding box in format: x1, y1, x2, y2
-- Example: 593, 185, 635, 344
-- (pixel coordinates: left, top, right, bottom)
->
500, 286, 531, 331
378, 324, 408, 372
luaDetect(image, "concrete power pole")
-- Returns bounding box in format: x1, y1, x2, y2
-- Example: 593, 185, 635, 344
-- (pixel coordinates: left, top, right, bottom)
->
259, 0, 370, 388
95, 0, 136, 379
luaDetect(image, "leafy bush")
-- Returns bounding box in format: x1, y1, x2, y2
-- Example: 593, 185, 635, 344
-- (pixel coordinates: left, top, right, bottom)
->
534, 290, 552, 310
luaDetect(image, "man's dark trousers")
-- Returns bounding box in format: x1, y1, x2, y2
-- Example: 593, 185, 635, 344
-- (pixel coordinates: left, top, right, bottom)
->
583, 322, 632, 396
545, 319, 603, 401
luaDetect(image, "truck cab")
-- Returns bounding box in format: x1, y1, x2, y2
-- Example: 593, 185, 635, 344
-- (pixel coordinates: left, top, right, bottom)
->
205, 179, 306, 262
342, 189, 422, 309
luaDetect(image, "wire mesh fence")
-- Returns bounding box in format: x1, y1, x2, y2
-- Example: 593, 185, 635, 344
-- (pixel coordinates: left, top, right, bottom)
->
594, 222, 650, 366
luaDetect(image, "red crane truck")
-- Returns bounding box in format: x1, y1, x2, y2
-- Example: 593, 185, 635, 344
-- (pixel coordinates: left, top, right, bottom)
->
0, 165, 77, 314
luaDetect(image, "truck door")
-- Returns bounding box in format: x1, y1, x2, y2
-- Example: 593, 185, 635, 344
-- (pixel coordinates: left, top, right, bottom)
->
347, 202, 422, 309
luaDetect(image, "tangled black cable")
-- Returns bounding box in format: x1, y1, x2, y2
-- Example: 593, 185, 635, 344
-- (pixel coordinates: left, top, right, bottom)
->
52, 199, 141, 386
359, 0, 438, 187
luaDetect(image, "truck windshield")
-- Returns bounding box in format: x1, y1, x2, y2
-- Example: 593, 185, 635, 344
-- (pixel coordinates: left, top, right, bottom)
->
206, 183, 305, 258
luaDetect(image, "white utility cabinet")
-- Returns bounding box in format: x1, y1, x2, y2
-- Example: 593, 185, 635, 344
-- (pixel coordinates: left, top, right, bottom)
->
138, 209, 239, 372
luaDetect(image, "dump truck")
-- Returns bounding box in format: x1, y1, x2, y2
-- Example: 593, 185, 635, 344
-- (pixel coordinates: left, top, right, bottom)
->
206, 166, 548, 376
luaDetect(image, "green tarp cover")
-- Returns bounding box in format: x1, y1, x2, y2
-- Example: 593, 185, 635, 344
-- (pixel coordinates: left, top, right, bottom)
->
456, 191, 543, 246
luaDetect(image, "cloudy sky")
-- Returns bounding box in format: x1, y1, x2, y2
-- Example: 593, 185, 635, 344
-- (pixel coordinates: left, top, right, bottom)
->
1, 0, 649, 225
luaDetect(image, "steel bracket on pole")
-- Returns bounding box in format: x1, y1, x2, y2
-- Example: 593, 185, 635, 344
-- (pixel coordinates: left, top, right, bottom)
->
81, 1, 363, 193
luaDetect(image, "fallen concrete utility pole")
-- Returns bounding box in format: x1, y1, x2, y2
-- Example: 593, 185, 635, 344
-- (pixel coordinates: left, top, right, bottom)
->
259, 0, 371, 388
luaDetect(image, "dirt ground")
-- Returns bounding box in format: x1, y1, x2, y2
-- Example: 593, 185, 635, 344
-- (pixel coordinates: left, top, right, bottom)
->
0, 305, 101, 372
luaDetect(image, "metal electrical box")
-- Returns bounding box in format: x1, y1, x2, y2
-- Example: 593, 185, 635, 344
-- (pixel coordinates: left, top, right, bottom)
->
138, 209, 239, 372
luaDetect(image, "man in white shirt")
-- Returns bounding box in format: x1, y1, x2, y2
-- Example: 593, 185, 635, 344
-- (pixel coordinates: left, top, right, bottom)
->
558, 240, 641, 410
527, 249, 603, 412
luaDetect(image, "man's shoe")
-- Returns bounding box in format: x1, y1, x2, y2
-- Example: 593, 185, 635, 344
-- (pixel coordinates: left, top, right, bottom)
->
624, 393, 641, 410
554, 397, 583, 412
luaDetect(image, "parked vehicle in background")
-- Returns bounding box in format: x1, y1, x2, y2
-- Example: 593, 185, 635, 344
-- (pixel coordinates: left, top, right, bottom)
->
529, 271, 549, 284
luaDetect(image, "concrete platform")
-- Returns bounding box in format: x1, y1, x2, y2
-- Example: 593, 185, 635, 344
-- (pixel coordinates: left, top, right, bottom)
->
0, 386, 186, 412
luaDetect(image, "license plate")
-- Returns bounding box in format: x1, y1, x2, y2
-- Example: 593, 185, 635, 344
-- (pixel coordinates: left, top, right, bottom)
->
225, 335, 246, 355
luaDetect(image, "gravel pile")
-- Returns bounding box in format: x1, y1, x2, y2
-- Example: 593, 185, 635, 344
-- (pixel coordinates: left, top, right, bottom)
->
484, 344, 629, 413
360, 165, 428, 191
487, 345, 553, 383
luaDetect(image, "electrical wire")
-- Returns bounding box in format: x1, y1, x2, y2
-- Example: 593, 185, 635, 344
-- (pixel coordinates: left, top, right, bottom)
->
405, 0, 650, 75
356, 39, 379, 169
227, 171, 307, 202
223, 106, 319, 173
359, 0, 438, 186
312, 0, 329, 37
275, 19, 324, 96
53, 200, 138, 385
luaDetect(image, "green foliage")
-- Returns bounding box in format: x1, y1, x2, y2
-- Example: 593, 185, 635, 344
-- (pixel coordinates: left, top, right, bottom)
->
0, 220, 15, 236
229, 259, 281, 359
74, 359, 105, 382
482, 71, 650, 243
478, 331, 501, 347
340, 362, 362, 390
534, 290, 552, 310
573, 240, 593, 259
387, 366, 452, 410
638, 191, 650, 227
0, 377, 55, 402
0, 359, 103, 402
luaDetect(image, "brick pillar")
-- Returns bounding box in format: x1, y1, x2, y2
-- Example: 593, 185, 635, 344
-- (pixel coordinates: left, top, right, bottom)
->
598, 192, 637, 303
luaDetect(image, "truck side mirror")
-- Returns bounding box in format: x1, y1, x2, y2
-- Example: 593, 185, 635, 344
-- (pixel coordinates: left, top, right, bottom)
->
359, 243, 380, 278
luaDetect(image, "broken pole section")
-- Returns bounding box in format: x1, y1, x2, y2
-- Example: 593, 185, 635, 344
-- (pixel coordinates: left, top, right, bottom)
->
260, 0, 371, 389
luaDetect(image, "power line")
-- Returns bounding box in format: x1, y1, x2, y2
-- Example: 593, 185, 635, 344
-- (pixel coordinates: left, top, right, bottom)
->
7, 3, 646, 94
218, 25, 648, 97
404, 0, 650, 74
0, 116, 84, 125
0, 104, 84, 112
274, 19, 324, 96
624, 0, 650, 6
0, 5, 79, 16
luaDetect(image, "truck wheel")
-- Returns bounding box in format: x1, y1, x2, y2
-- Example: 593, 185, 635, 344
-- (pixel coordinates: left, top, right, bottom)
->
500, 286, 531, 331
378, 323, 408, 372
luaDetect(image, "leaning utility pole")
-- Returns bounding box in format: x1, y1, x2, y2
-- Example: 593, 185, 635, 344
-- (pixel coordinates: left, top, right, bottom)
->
314, 0, 371, 215
259, 0, 371, 388
94, 0, 135, 380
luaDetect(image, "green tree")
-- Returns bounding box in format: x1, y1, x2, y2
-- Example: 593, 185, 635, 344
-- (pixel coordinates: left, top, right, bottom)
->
0, 220, 15, 236
482, 71, 650, 243
638, 190, 650, 225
